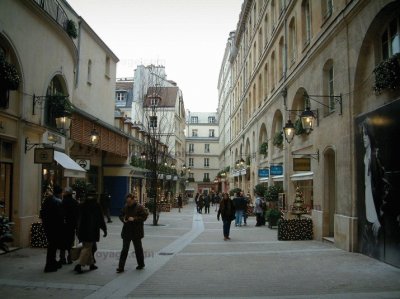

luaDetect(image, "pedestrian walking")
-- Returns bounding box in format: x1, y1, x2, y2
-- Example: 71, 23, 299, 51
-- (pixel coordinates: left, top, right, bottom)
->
100, 190, 112, 223
194, 193, 200, 213
198, 195, 204, 214
116, 193, 149, 273
243, 192, 251, 226
217, 193, 235, 240
204, 193, 211, 214
214, 192, 221, 211
59, 186, 79, 265
40, 185, 64, 273
233, 191, 247, 226
74, 192, 107, 274
254, 191, 266, 226
177, 193, 183, 213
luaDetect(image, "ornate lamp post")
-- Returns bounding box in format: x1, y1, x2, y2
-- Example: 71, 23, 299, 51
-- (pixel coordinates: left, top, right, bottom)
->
147, 92, 162, 225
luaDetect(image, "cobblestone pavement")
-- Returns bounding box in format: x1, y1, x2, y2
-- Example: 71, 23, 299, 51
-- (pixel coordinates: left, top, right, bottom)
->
0, 200, 400, 298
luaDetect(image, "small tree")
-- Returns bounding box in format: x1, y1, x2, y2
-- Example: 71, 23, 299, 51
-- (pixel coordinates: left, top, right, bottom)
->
265, 185, 283, 202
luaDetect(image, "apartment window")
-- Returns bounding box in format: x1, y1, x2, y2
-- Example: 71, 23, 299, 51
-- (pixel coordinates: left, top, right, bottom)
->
288, 18, 296, 64
204, 158, 209, 167
150, 97, 160, 107
381, 16, 400, 60
189, 173, 194, 179
322, 0, 333, 20
204, 173, 209, 180
87, 59, 92, 84
302, 0, 311, 46
209, 129, 215, 137
191, 116, 198, 123
208, 116, 216, 123
189, 143, 194, 153
323, 59, 335, 114
204, 144, 210, 153
189, 158, 194, 167
116, 92, 126, 101
105, 56, 110, 78
192, 129, 198, 137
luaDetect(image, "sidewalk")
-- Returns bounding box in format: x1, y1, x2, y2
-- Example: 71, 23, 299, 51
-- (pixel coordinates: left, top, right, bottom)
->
0, 201, 400, 298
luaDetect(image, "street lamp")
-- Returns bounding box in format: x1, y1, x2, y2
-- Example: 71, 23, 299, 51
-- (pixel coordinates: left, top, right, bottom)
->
146, 92, 162, 225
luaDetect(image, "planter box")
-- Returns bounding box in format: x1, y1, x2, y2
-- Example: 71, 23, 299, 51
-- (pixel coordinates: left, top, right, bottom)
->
278, 218, 313, 240
30, 222, 47, 248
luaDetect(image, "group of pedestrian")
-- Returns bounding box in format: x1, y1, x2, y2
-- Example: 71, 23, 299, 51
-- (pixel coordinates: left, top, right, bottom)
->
40, 186, 107, 273
40, 186, 148, 274
216, 190, 267, 240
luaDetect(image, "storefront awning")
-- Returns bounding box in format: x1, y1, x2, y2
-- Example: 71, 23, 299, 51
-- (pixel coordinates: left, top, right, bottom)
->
185, 187, 195, 191
103, 165, 146, 178
54, 151, 86, 178
290, 171, 314, 181
271, 175, 284, 181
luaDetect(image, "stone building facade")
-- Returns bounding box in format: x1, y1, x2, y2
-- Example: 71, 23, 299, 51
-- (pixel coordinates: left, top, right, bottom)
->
219, 0, 400, 266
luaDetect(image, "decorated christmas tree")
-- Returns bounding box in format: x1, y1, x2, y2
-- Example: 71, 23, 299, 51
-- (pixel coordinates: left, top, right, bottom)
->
291, 186, 307, 218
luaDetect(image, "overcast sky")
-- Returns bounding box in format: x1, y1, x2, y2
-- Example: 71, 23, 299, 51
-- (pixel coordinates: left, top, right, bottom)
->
67, 0, 243, 112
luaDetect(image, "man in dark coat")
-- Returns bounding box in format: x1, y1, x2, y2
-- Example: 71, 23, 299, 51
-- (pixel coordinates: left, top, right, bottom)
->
116, 193, 148, 273
40, 185, 64, 272
74, 193, 107, 274
59, 186, 78, 264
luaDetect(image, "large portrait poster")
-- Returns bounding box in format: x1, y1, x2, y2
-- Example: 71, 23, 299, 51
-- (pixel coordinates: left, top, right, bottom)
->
355, 99, 400, 267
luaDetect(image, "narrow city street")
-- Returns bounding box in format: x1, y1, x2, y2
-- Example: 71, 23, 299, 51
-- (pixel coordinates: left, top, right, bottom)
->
0, 201, 399, 299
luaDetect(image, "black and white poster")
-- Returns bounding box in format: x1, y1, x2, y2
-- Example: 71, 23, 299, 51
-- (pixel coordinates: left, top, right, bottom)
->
355, 100, 400, 267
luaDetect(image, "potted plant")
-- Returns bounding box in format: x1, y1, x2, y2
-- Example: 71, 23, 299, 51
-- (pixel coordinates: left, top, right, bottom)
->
0, 54, 20, 90
264, 185, 283, 202
259, 142, 268, 157
373, 53, 400, 94
254, 183, 267, 196
273, 131, 283, 147
48, 95, 73, 117
294, 118, 306, 135
66, 19, 78, 39
265, 207, 281, 228
0, 54, 20, 108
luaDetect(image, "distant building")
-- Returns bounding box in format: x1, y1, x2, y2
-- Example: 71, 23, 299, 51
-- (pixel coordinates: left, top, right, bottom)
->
185, 111, 219, 195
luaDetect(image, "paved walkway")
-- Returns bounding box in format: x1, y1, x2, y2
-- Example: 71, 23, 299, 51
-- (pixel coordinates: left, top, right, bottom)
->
0, 201, 400, 298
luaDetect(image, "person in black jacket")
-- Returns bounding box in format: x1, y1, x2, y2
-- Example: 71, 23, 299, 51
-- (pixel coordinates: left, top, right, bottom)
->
217, 193, 235, 240
59, 186, 78, 265
40, 185, 64, 272
74, 193, 107, 274
116, 193, 149, 273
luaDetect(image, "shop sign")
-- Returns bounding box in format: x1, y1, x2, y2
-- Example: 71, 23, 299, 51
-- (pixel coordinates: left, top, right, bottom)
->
34, 148, 54, 164
270, 164, 283, 175
258, 168, 269, 178
76, 159, 90, 170
293, 158, 311, 171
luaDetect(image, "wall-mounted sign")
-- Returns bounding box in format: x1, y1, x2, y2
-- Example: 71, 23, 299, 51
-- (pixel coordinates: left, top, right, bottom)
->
270, 164, 283, 175
258, 168, 269, 178
76, 159, 90, 170
293, 158, 311, 171
34, 148, 54, 164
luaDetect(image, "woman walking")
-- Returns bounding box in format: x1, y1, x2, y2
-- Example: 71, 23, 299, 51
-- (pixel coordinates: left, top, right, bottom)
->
217, 193, 235, 240
74, 193, 107, 274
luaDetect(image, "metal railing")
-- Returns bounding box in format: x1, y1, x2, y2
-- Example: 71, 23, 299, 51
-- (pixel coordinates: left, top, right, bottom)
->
33, 0, 69, 30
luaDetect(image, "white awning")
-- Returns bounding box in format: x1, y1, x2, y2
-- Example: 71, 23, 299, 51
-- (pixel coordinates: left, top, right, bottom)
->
271, 175, 284, 181
54, 151, 86, 178
259, 177, 269, 182
290, 171, 314, 181
185, 187, 195, 191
